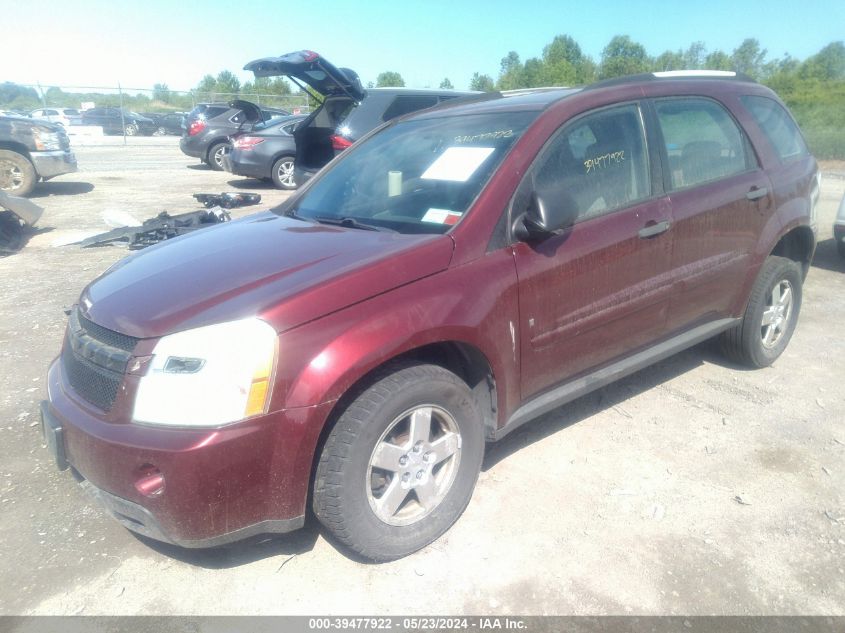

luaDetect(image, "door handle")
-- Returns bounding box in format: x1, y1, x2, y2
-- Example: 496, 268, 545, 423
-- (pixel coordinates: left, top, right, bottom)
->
638, 220, 671, 239
746, 186, 769, 201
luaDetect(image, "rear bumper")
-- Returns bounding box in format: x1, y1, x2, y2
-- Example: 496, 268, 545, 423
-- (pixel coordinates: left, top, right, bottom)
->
31, 150, 77, 180
44, 357, 332, 547
179, 136, 205, 159
223, 151, 268, 179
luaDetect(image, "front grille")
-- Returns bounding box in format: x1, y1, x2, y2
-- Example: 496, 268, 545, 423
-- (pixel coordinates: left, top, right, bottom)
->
61, 308, 140, 411
77, 312, 138, 352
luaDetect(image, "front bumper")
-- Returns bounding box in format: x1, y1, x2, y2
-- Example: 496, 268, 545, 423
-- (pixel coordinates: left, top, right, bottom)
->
44, 357, 332, 547
31, 149, 77, 180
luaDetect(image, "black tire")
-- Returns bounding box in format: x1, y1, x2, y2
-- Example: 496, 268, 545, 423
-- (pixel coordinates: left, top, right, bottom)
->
720, 256, 802, 368
124, 123, 138, 136
0, 150, 37, 196
207, 142, 229, 171
837, 239, 845, 259
313, 364, 485, 561
271, 155, 297, 190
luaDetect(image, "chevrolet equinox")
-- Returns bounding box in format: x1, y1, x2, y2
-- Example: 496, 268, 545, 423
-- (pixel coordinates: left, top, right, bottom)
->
42, 71, 819, 561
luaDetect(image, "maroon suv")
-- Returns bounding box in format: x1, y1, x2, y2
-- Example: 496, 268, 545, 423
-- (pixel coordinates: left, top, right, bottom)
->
41, 71, 819, 561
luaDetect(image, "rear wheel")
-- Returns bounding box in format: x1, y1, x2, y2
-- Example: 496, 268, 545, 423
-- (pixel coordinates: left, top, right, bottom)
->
313, 364, 484, 561
0, 150, 36, 196
208, 142, 229, 171
720, 256, 802, 367
271, 155, 297, 189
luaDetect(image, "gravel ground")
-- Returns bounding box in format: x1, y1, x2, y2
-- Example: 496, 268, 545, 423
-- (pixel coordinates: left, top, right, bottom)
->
0, 138, 843, 615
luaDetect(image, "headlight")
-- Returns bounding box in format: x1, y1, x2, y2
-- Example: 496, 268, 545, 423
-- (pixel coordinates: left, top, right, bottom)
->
133, 318, 277, 427
33, 128, 62, 151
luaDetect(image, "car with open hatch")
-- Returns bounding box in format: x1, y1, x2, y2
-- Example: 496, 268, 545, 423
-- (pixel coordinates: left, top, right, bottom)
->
222, 114, 307, 189
41, 70, 818, 561
244, 50, 474, 186
180, 101, 290, 170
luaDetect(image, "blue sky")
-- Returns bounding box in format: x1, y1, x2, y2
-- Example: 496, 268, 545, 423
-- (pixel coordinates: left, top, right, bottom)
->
4, 0, 843, 92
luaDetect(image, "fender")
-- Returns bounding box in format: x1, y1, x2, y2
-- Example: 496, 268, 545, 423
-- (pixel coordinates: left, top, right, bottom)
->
270, 248, 522, 430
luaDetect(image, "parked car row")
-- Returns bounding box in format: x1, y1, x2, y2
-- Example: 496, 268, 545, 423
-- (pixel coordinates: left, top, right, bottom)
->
29, 108, 83, 127
179, 101, 291, 169
177, 50, 474, 188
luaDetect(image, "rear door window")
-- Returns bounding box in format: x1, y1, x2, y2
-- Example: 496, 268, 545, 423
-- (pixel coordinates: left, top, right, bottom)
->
740, 95, 808, 161
528, 103, 651, 222
382, 95, 439, 121
654, 98, 751, 190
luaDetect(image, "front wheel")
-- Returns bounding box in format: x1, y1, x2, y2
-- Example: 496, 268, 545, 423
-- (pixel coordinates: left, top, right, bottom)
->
271, 155, 297, 189
720, 256, 803, 367
0, 150, 37, 196
124, 123, 138, 136
313, 364, 484, 561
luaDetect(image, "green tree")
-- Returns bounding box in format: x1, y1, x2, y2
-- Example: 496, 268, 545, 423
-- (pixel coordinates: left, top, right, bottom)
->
376, 71, 405, 87
731, 38, 767, 79
542, 34, 585, 85
653, 50, 685, 71
196, 74, 216, 93
600, 35, 650, 79
683, 41, 707, 69
522, 58, 546, 87
153, 83, 171, 103
800, 41, 845, 80
704, 50, 733, 71
215, 70, 241, 95
469, 72, 495, 92
497, 51, 524, 90
439, 78, 454, 89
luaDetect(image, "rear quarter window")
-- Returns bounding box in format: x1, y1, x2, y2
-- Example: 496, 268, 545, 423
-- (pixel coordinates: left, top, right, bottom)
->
382, 95, 439, 121
740, 95, 808, 162
654, 97, 752, 190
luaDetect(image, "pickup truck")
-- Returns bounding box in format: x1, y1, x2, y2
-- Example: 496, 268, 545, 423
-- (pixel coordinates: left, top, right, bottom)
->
0, 115, 77, 196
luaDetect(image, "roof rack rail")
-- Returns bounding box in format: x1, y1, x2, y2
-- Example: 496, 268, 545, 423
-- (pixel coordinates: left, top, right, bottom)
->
586, 70, 756, 90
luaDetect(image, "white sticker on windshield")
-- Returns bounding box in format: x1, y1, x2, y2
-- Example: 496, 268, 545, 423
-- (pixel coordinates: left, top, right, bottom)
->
421, 147, 495, 182
421, 208, 463, 225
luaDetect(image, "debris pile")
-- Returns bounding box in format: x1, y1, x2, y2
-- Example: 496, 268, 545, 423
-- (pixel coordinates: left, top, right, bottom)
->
77, 192, 262, 250
0, 190, 43, 255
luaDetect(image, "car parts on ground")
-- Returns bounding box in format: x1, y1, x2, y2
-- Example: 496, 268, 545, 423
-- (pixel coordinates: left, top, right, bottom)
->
76, 192, 261, 249
0, 190, 44, 254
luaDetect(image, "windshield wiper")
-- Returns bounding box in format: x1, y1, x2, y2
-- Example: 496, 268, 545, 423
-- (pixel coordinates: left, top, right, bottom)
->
284, 209, 314, 223
313, 216, 395, 232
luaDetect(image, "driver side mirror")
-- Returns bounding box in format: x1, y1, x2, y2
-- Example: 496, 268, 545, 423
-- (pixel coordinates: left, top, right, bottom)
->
512, 189, 577, 242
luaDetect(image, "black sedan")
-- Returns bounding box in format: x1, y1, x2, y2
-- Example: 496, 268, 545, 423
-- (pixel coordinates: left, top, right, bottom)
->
81, 108, 156, 135
142, 113, 185, 136
222, 115, 306, 189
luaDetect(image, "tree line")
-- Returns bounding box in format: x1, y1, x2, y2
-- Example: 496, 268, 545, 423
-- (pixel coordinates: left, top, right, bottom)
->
2, 35, 843, 157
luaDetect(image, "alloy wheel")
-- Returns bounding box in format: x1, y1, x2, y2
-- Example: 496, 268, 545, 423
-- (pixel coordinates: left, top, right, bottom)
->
366, 405, 462, 526
760, 279, 793, 348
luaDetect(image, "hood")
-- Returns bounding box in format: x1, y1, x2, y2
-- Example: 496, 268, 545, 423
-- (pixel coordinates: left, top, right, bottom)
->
80, 212, 453, 338
244, 50, 366, 101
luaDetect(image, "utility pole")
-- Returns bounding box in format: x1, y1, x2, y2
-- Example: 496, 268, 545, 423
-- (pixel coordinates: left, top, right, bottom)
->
118, 81, 127, 146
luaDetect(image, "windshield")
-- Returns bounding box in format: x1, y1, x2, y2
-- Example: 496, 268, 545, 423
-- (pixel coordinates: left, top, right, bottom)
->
287, 110, 536, 234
